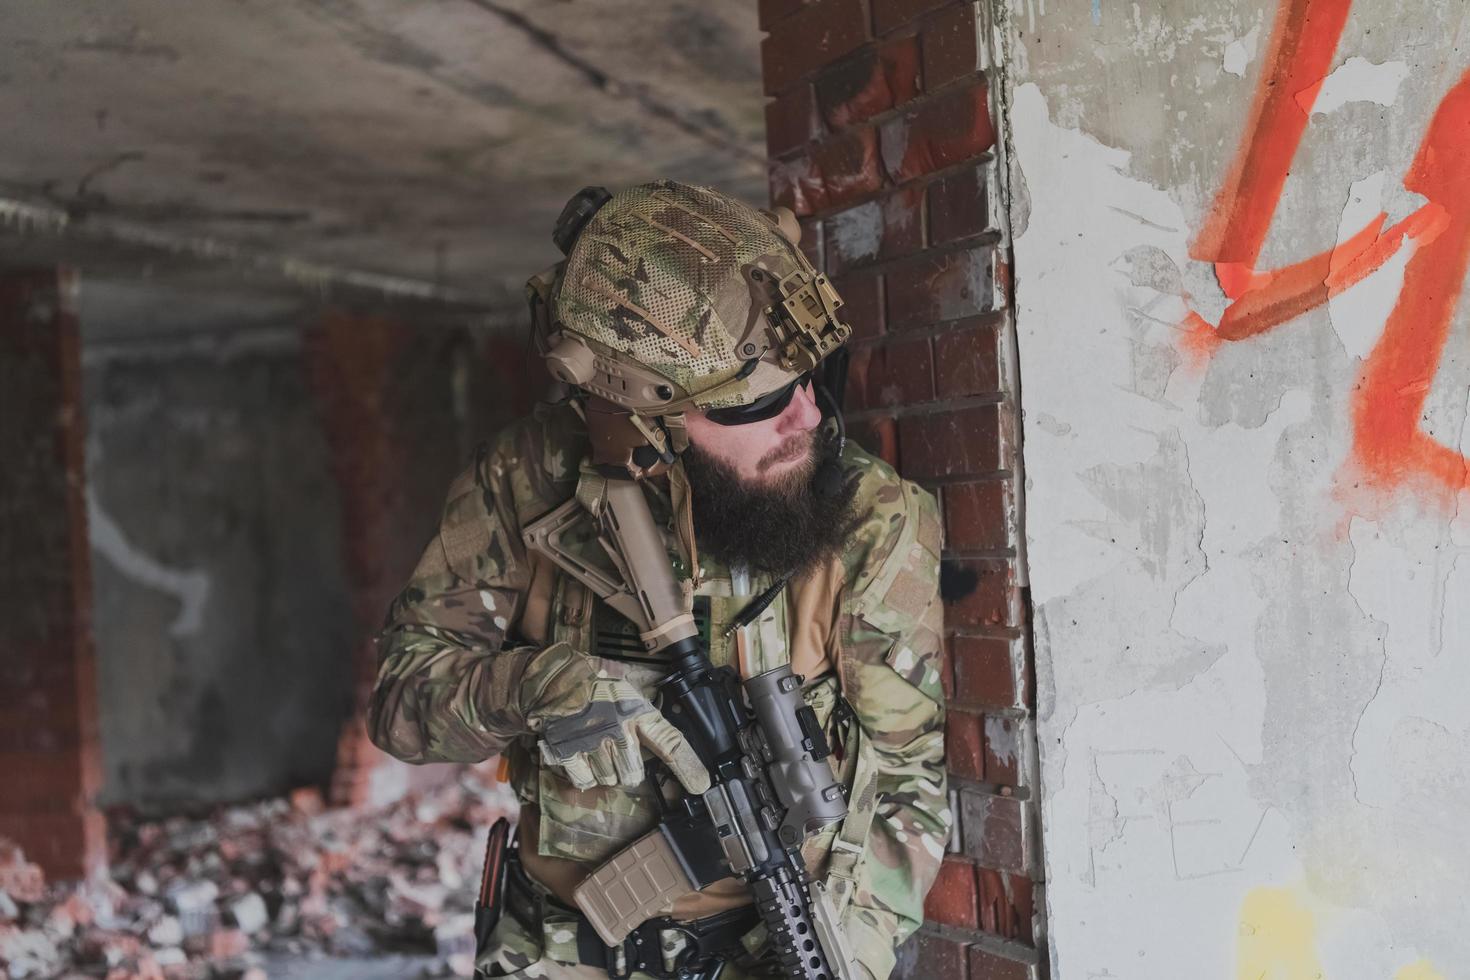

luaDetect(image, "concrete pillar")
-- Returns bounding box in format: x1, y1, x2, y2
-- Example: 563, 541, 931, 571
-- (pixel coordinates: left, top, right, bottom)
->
0, 268, 107, 880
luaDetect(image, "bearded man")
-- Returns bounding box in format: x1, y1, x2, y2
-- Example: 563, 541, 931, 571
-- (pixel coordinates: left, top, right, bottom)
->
368, 180, 949, 980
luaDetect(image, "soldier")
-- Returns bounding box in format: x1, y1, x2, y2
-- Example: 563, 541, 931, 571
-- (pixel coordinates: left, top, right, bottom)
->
369, 180, 949, 979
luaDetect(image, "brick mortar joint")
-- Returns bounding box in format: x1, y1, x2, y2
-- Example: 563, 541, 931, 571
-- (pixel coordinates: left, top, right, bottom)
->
914, 922, 1042, 964
872, 0, 988, 40
847, 307, 1011, 345
915, 470, 1016, 489
948, 775, 1035, 803
940, 556, 1016, 571
779, 154, 1000, 223
764, 0, 993, 64
858, 232, 1005, 275
943, 547, 1019, 560
847, 393, 1006, 421
931, 850, 1042, 892
777, 67, 999, 150
832, 230, 1007, 282
947, 701, 1031, 720
762, 1, 992, 91
947, 624, 1025, 640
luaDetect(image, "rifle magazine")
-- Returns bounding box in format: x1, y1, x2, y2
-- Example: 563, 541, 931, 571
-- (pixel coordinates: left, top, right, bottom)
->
572, 827, 699, 947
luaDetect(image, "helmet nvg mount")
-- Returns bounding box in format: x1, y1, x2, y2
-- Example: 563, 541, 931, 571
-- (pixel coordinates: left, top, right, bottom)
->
527, 179, 851, 477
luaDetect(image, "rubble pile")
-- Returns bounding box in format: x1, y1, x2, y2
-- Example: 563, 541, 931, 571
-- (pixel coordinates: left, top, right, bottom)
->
0, 774, 514, 980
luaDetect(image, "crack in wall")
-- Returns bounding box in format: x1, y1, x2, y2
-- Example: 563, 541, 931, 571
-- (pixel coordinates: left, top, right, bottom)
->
1347, 648, 1388, 808
1235, 803, 1271, 865
459, 0, 764, 169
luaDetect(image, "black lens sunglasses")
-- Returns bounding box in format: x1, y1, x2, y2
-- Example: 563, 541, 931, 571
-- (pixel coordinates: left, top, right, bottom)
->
703, 371, 814, 426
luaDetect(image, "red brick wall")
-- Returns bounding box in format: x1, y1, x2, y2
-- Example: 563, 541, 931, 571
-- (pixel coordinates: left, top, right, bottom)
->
304, 314, 539, 806
301, 312, 411, 805
762, 3, 1043, 976
0, 269, 107, 880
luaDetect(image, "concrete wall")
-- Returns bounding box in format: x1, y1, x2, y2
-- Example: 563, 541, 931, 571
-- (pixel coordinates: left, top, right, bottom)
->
84, 329, 357, 811
83, 312, 532, 813
1003, 0, 1469, 975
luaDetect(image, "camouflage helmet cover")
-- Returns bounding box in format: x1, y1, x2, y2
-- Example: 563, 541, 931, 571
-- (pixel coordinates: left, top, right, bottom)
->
539, 179, 850, 414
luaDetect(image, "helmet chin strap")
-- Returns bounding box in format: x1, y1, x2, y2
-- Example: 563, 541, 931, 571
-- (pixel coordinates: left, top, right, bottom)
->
813, 379, 848, 498
665, 452, 701, 590
661, 411, 689, 455
657, 412, 702, 586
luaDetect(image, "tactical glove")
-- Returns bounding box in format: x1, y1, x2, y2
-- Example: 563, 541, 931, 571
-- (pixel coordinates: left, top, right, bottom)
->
521, 642, 710, 795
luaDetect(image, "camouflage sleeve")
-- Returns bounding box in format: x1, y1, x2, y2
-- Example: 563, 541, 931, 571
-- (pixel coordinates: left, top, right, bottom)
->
368, 445, 541, 764
837, 480, 950, 980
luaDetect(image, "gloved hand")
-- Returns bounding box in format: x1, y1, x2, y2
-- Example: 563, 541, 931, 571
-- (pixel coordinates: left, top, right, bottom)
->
521, 642, 710, 795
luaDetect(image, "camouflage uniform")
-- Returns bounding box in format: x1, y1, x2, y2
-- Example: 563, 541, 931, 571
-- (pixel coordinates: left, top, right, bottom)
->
370, 180, 949, 979
370, 404, 948, 979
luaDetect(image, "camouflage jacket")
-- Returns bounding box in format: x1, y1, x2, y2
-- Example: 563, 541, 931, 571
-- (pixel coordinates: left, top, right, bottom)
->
370, 402, 950, 980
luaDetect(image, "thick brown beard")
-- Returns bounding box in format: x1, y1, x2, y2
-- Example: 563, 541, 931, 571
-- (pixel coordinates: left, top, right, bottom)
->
682, 431, 859, 579
757, 431, 819, 475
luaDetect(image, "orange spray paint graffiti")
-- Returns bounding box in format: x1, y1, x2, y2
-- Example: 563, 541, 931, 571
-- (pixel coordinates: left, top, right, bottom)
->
1185, 0, 1470, 497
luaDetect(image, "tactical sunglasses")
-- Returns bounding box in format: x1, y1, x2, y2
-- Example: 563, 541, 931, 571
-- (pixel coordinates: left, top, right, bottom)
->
703, 372, 813, 426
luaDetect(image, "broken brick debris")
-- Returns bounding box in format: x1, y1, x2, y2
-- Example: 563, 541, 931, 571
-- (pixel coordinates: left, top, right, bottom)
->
0, 773, 513, 979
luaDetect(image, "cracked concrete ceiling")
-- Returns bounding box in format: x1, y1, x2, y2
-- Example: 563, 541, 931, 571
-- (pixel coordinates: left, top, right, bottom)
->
0, 0, 765, 332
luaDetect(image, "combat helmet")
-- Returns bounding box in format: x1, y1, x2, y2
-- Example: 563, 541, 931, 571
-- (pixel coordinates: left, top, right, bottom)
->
527, 179, 851, 478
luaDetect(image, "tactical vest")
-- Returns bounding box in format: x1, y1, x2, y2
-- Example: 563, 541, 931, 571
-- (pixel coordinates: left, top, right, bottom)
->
501, 477, 891, 924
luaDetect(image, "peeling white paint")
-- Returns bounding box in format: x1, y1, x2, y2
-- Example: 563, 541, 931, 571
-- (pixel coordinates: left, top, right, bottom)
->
1338, 225, 1432, 383
87, 489, 210, 638
1326, 171, 1416, 361
1221, 25, 1259, 77
983, 716, 1018, 767
1301, 57, 1411, 116
828, 201, 883, 265
1013, 86, 1295, 974
878, 123, 909, 182
1421, 311, 1470, 458
1010, 58, 1470, 974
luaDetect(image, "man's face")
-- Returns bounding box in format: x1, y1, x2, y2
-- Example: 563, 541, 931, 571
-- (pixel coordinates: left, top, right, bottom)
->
683, 377, 824, 486
679, 376, 858, 578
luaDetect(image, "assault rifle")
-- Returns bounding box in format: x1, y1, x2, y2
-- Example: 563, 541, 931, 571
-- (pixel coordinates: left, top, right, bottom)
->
522, 403, 859, 980
648, 639, 857, 980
